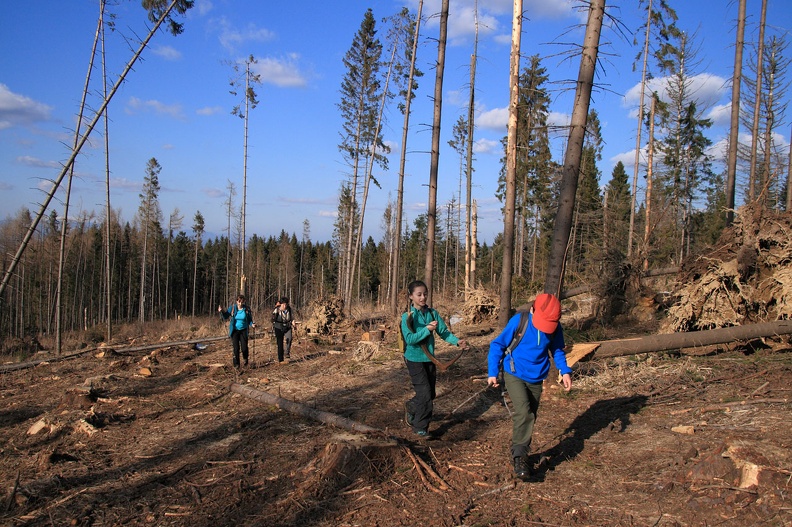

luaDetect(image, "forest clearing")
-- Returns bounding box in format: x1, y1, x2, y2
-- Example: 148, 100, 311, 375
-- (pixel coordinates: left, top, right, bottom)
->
2, 207, 791, 527
1, 301, 790, 527
2, 1, 792, 525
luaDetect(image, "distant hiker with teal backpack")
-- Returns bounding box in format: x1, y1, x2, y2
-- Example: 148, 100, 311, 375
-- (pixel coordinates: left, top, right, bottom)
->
401, 280, 468, 437
487, 293, 572, 480
218, 294, 256, 369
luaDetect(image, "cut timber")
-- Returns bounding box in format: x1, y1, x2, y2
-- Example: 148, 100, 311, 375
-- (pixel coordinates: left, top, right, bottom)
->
230, 383, 381, 434
566, 320, 792, 367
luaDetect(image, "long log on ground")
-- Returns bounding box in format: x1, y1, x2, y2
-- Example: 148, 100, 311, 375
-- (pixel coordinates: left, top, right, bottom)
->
567, 320, 792, 367
0, 335, 230, 373
230, 383, 382, 434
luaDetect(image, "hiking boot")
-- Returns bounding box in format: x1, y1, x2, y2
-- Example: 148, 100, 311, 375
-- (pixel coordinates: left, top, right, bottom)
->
513, 456, 530, 480
415, 429, 429, 437
404, 402, 414, 427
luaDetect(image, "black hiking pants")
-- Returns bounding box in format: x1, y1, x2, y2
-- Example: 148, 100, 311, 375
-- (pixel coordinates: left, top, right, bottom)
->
405, 359, 437, 433
274, 327, 292, 362
230, 329, 249, 367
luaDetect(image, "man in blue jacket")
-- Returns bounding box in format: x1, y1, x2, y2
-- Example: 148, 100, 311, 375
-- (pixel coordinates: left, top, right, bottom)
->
487, 293, 572, 480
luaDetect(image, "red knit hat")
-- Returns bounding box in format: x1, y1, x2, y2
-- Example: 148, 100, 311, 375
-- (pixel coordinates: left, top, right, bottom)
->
532, 293, 561, 334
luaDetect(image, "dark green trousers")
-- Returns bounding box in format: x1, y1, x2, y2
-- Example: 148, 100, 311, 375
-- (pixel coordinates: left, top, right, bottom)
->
504, 371, 544, 459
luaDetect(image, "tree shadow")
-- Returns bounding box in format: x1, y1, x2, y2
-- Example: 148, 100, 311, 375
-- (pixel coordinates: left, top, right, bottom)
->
528, 395, 648, 482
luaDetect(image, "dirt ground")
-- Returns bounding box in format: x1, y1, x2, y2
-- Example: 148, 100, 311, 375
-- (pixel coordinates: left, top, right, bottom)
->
1, 314, 791, 527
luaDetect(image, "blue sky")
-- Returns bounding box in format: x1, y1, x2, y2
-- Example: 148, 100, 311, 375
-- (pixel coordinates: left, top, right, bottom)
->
1, 0, 791, 244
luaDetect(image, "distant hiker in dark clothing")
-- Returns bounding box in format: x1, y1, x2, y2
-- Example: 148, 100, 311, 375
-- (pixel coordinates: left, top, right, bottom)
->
219, 294, 255, 369
271, 296, 294, 363
487, 293, 572, 480
401, 280, 468, 437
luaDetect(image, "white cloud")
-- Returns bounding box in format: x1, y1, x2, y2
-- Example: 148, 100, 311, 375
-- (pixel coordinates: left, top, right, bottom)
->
196, 106, 224, 116
318, 210, 337, 218
548, 111, 570, 128
152, 45, 182, 61
0, 83, 51, 128
125, 97, 185, 119
477, 107, 508, 130
707, 103, 731, 127
415, 0, 575, 46
623, 73, 729, 116
204, 188, 225, 198
16, 156, 60, 169
253, 55, 308, 88
195, 0, 213, 16
110, 177, 142, 191
474, 138, 501, 154
215, 17, 276, 52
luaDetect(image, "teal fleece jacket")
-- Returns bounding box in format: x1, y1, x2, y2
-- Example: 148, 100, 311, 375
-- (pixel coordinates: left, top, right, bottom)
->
487, 312, 571, 383
401, 306, 460, 362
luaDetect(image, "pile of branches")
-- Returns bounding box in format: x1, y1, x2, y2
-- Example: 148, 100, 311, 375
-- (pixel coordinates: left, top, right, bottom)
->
461, 288, 498, 324
664, 206, 792, 331
303, 296, 346, 336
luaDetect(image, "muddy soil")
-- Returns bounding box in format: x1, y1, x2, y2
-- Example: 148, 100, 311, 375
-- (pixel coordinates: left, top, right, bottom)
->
1, 318, 790, 527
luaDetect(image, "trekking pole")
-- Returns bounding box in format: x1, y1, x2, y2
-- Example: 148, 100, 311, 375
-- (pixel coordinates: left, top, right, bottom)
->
251, 325, 256, 367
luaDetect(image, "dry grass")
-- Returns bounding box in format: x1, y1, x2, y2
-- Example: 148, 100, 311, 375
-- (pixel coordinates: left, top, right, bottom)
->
573, 355, 711, 395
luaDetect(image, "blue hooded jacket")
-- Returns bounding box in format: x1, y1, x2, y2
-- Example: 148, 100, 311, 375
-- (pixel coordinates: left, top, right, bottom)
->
220, 303, 254, 337
487, 311, 571, 383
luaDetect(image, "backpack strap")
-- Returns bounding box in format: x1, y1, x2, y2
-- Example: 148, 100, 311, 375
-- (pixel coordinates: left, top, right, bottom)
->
405, 308, 464, 373
500, 310, 529, 374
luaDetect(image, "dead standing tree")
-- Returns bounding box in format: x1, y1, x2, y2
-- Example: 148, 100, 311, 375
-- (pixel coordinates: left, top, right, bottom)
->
544, 0, 605, 298
497, 0, 522, 328
423, 0, 449, 307
0, 0, 193, 301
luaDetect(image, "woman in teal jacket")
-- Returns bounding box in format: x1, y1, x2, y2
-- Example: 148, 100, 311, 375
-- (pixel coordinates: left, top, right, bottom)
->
487, 293, 572, 480
402, 280, 467, 437
218, 294, 255, 369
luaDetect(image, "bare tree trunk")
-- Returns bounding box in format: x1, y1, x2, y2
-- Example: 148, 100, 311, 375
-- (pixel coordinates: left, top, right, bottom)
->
627, 0, 653, 259
424, 0, 449, 306
464, 6, 478, 300
498, 0, 522, 328
240, 61, 253, 297
390, 0, 423, 316
56, 8, 102, 353
570, 320, 792, 366
760, 39, 777, 206
351, 43, 397, 306
100, 0, 112, 342
748, 0, 768, 203
231, 383, 382, 434
471, 200, 477, 287
725, 0, 746, 226
0, 0, 184, 299
787, 125, 792, 211
643, 97, 656, 272
544, 0, 604, 298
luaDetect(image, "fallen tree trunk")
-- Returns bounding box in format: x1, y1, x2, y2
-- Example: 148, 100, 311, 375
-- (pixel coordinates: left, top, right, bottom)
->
567, 320, 792, 367
230, 383, 382, 434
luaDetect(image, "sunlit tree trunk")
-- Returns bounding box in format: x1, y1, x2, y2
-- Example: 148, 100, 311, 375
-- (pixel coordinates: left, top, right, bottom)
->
390, 0, 422, 315
643, 97, 656, 272
424, 0, 449, 306
498, 0, 521, 328
465, 2, 478, 299
725, 0, 746, 226
628, 0, 653, 260
748, 0, 768, 202
544, 0, 604, 298
56, 8, 102, 353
